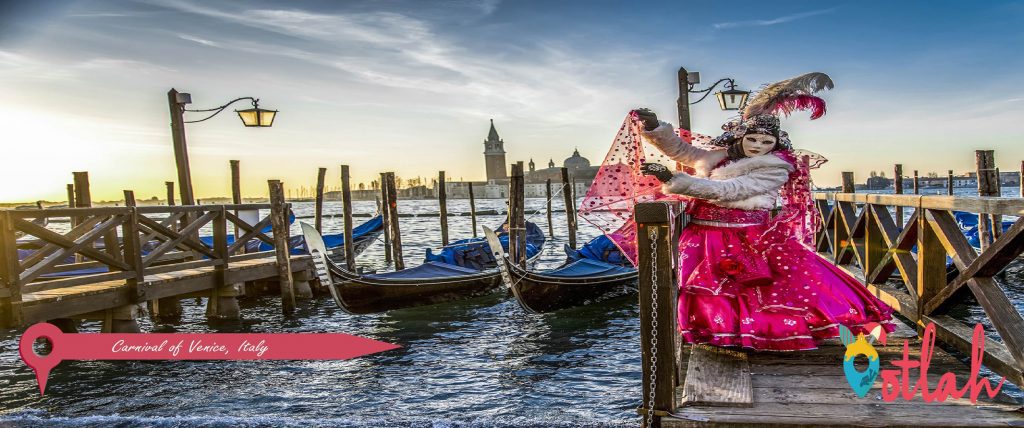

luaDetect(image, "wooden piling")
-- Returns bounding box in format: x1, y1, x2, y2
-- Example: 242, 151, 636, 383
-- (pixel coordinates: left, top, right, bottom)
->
268, 180, 296, 313
0, 212, 22, 328
947, 170, 954, 195
165, 181, 175, 206
230, 161, 241, 204
379, 172, 392, 264
468, 183, 478, 238
1020, 160, 1023, 198
121, 191, 144, 303
913, 170, 920, 194
314, 167, 327, 232
560, 167, 577, 249
545, 179, 554, 238
894, 164, 904, 228
384, 172, 405, 270
73, 172, 91, 208
168, 89, 195, 206
65, 184, 75, 210
438, 171, 449, 246
841, 171, 855, 193
976, 150, 999, 250
341, 165, 356, 271
636, 201, 680, 428
508, 164, 526, 268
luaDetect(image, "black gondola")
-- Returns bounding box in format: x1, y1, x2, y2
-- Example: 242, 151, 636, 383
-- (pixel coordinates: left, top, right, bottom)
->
485, 229, 637, 313
302, 221, 546, 314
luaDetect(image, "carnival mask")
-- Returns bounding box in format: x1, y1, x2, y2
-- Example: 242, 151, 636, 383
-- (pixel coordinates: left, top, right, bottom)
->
741, 133, 778, 157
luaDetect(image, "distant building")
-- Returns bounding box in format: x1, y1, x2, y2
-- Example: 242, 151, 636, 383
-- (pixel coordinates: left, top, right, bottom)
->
438, 120, 601, 199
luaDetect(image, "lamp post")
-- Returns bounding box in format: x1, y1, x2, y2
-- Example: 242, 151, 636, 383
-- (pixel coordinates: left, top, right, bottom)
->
675, 67, 750, 131
167, 88, 278, 206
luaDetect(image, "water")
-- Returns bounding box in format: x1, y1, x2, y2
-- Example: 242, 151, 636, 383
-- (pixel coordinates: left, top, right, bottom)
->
1, 196, 1021, 426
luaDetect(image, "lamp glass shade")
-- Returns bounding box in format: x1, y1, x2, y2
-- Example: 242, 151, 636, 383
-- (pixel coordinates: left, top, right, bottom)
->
235, 108, 277, 127
715, 89, 750, 111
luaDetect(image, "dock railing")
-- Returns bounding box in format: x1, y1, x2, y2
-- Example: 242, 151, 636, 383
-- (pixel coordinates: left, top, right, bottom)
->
814, 191, 1024, 387
0, 203, 292, 328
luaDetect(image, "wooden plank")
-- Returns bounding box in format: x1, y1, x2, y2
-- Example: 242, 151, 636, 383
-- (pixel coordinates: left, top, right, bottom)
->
682, 345, 752, 407
13, 217, 131, 271
139, 210, 218, 265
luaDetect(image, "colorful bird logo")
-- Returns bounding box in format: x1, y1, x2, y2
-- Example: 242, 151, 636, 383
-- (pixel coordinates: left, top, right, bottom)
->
839, 322, 886, 398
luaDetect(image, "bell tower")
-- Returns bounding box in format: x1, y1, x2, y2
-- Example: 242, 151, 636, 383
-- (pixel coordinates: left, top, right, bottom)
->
483, 119, 507, 181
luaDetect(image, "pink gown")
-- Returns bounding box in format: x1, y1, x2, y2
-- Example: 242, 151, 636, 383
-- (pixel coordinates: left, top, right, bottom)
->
676, 199, 896, 351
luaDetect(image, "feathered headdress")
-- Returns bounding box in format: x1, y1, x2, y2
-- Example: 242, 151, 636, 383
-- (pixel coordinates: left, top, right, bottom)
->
742, 72, 834, 120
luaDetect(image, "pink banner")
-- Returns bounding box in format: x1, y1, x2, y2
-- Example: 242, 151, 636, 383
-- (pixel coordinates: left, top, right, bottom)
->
20, 322, 400, 395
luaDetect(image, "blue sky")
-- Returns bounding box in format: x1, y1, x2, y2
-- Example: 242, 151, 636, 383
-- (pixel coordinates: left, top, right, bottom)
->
1, 0, 1023, 201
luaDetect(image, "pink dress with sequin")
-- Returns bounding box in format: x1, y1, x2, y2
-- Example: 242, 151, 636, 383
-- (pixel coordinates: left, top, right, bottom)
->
675, 194, 896, 351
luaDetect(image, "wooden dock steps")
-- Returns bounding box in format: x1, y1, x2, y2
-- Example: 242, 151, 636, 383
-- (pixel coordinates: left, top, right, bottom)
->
663, 321, 1024, 427
682, 344, 753, 407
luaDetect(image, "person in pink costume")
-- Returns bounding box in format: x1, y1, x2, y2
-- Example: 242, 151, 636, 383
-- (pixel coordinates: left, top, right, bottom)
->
633, 73, 896, 351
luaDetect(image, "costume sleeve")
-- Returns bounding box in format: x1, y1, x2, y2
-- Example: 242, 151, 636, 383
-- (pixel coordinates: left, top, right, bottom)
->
642, 121, 715, 167
661, 165, 790, 202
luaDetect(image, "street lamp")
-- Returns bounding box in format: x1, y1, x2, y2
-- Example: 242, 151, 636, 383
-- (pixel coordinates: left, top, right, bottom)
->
675, 67, 750, 131
167, 88, 278, 206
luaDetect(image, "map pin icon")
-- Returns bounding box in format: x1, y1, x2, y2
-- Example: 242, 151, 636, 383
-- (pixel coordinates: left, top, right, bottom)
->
19, 323, 64, 396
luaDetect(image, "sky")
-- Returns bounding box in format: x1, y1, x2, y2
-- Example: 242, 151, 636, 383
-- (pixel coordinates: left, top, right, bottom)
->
1, 0, 1023, 202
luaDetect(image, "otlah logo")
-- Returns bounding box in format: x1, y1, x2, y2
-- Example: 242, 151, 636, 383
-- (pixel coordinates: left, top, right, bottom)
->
838, 322, 886, 398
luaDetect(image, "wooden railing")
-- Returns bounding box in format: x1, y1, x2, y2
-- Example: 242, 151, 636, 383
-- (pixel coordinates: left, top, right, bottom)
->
0, 203, 291, 327
814, 192, 1024, 387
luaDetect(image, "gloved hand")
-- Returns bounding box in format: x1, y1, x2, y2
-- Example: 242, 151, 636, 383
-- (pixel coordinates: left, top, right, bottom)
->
632, 108, 660, 131
640, 163, 673, 183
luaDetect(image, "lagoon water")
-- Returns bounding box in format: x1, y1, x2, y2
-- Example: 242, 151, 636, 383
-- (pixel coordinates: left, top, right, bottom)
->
0, 193, 1021, 427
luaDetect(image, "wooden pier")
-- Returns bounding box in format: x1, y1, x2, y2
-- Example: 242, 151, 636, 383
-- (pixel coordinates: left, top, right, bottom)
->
636, 192, 1024, 427
0, 198, 315, 332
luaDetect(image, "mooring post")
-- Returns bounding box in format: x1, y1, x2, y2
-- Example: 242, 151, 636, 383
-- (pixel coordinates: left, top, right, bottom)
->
438, 171, 449, 246
165, 182, 175, 206
0, 212, 23, 328
230, 161, 241, 204
65, 184, 75, 211
507, 164, 520, 266
841, 171, 855, 193
379, 172, 392, 264
72, 172, 92, 263
545, 179, 554, 238
636, 201, 679, 428
975, 150, 999, 250
314, 167, 327, 233
947, 170, 954, 195
468, 182, 478, 238
1020, 160, 1023, 198
341, 165, 356, 271
560, 167, 577, 249
894, 164, 904, 228
677, 66, 692, 132
268, 180, 296, 313
121, 191, 144, 303
385, 172, 405, 270
913, 170, 920, 194
510, 164, 526, 268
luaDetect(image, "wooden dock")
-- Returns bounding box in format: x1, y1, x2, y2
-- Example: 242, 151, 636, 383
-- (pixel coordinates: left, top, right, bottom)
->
0, 192, 316, 332
635, 192, 1024, 427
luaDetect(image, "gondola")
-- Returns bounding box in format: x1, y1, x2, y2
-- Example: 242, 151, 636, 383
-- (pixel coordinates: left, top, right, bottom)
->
485, 230, 637, 313
302, 221, 546, 315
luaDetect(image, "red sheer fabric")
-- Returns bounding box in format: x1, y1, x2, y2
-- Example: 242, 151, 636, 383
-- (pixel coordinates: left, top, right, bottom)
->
577, 113, 690, 265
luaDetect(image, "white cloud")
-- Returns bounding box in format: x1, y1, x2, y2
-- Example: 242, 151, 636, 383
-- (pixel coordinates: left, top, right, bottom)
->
712, 8, 837, 30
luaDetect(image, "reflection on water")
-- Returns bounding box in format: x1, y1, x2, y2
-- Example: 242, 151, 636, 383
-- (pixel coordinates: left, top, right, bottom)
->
1, 197, 1021, 426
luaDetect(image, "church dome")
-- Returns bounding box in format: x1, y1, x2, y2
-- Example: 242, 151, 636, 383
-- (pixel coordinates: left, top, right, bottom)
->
563, 149, 590, 169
